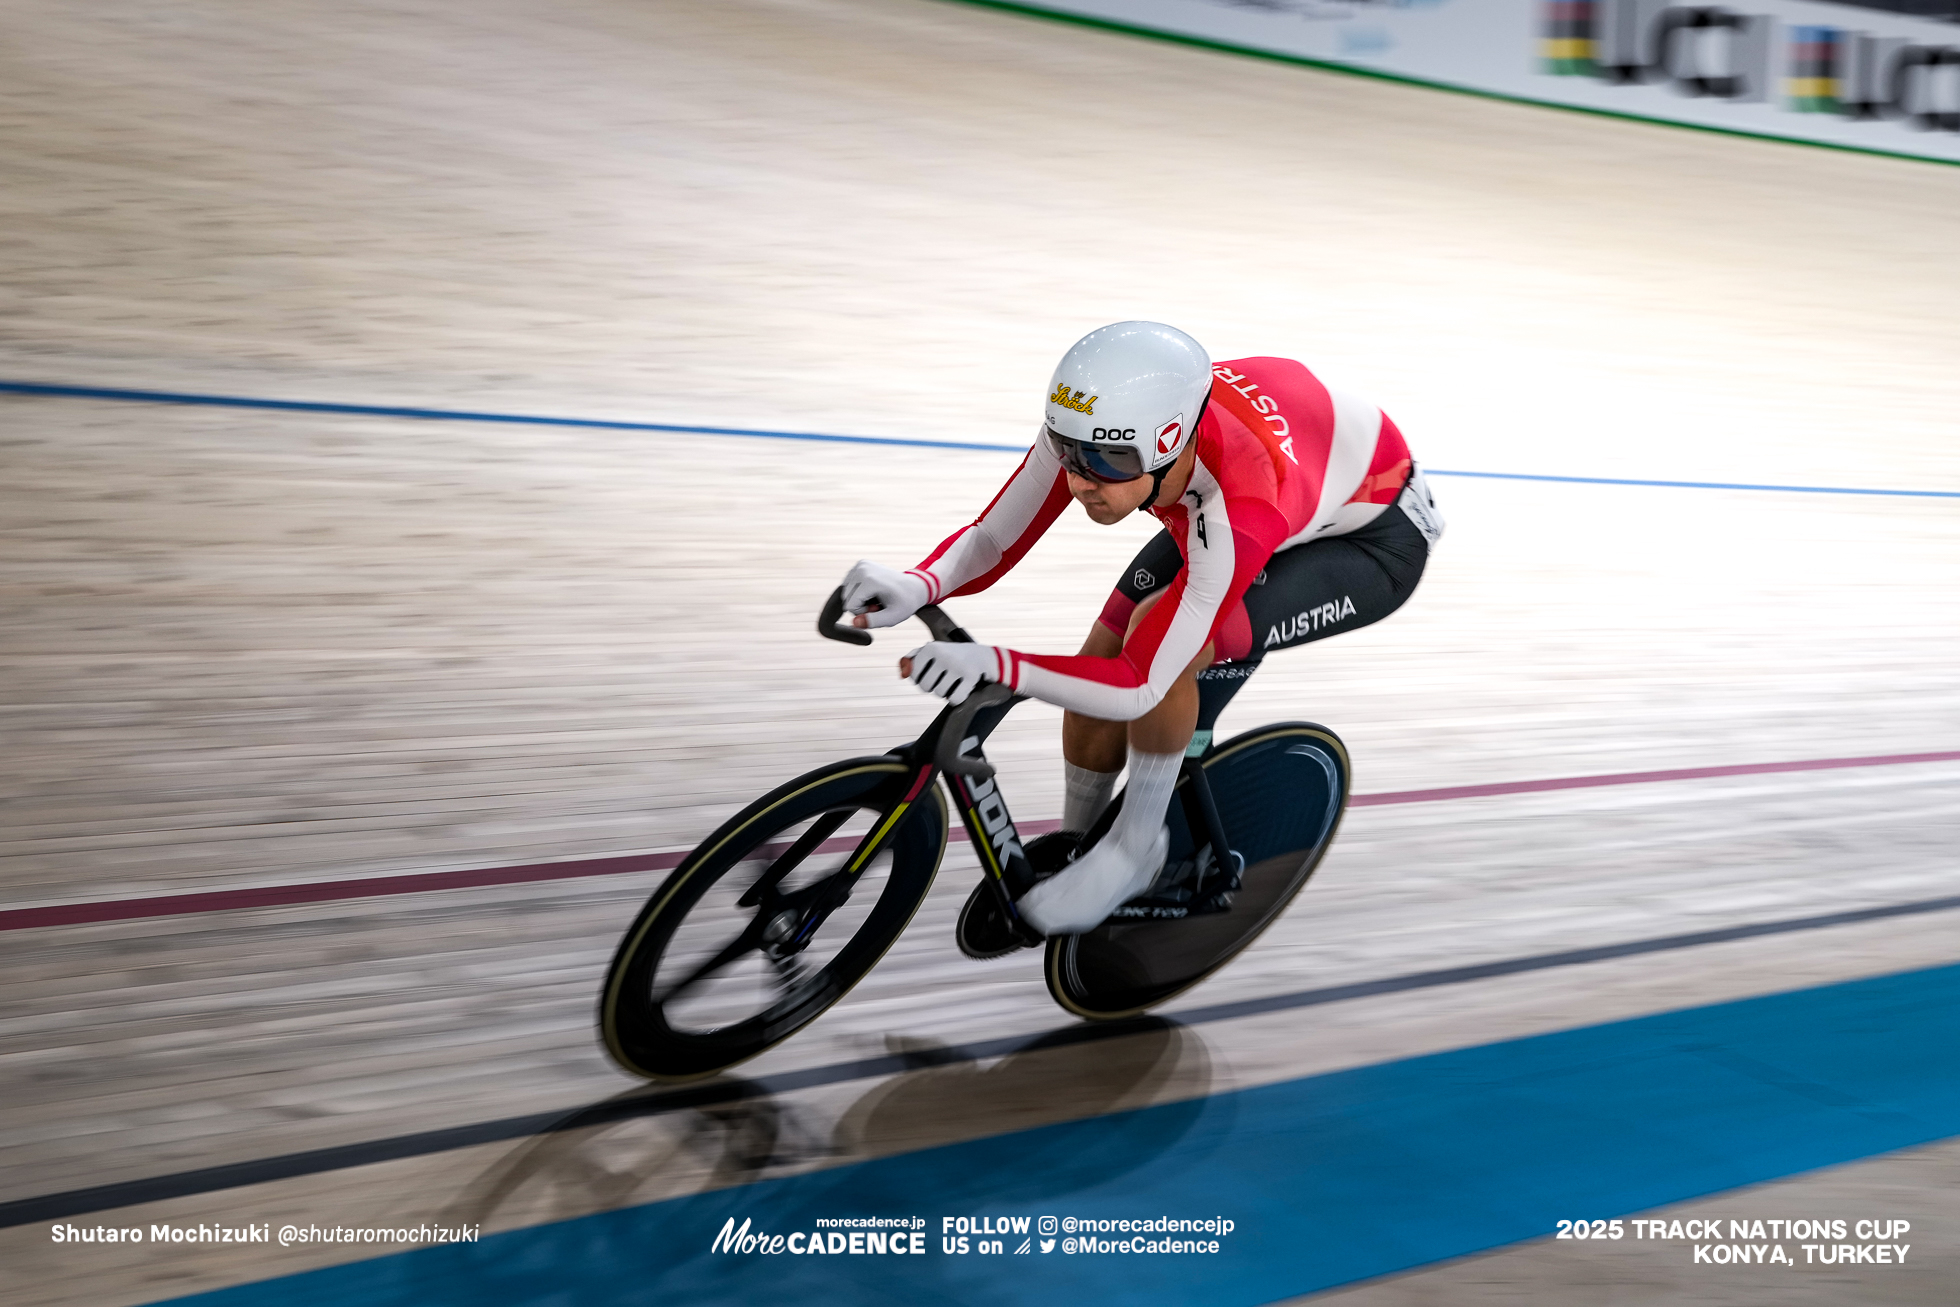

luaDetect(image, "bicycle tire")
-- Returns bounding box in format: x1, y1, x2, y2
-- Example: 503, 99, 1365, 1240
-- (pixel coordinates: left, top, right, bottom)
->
601, 757, 948, 1080
1045, 723, 1349, 1021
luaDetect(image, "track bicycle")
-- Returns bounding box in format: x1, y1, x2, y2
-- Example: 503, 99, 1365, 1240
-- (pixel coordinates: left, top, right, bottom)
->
600, 593, 1350, 1081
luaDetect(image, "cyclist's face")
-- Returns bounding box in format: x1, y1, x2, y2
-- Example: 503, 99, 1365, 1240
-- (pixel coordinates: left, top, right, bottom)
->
1066, 466, 1156, 524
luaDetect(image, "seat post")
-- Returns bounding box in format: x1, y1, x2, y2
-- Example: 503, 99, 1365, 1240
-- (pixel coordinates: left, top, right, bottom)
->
1192, 660, 1261, 759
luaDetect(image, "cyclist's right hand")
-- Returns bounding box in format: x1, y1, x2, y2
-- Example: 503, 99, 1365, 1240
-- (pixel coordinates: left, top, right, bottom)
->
902, 641, 1002, 705
841, 560, 929, 630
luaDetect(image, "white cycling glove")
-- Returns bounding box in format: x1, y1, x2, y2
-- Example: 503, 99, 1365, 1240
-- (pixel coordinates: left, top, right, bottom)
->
905, 642, 1005, 706
841, 559, 930, 630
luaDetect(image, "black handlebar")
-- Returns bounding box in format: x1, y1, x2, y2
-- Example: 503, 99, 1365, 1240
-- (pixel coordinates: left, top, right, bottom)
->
817, 587, 874, 646
818, 587, 968, 646
816, 588, 1010, 779
918, 604, 964, 644
933, 682, 1015, 779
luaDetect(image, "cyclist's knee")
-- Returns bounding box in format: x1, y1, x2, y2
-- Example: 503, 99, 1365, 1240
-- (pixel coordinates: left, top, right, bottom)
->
1078, 618, 1123, 659
1123, 589, 1165, 640
1084, 595, 1215, 722
1128, 591, 1216, 679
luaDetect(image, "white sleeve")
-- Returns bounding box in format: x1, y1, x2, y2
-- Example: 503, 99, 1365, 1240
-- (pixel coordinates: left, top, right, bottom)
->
909, 433, 1068, 602
1004, 466, 1243, 721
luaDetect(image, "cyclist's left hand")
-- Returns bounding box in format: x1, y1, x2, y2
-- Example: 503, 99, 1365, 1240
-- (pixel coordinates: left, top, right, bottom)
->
841, 560, 928, 630
900, 642, 1005, 705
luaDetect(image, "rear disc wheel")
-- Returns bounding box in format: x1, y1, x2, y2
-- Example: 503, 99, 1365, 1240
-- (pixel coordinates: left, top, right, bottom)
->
1046, 724, 1348, 1020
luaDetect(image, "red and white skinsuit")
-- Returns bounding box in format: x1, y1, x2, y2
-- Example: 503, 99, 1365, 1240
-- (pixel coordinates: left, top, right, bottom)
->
905, 358, 1411, 720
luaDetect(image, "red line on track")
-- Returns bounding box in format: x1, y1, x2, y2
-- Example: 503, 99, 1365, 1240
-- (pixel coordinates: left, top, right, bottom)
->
6, 749, 1957, 932
1346, 749, 1960, 806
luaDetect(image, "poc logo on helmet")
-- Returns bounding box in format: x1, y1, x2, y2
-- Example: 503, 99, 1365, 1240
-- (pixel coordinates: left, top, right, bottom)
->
1090, 428, 1135, 442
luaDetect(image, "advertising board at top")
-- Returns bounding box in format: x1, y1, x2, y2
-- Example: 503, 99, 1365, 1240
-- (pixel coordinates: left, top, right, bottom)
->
1001, 0, 1960, 163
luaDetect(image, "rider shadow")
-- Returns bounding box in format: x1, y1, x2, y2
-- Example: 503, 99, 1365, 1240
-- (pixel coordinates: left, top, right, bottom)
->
439, 1018, 1221, 1233
436, 1019, 1222, 1239
832, 1017, 1223, 1205
373, 1024, 1225, 1306
438, 1079, 836, 1233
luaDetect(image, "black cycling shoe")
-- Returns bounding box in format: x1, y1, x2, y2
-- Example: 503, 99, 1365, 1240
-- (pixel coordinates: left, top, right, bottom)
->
954, 830, 1078, 959
1109, 846, 1244, 920
1022, 829, 1084, 880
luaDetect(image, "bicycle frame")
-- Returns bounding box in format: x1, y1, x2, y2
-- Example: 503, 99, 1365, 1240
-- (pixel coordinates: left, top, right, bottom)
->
921, 690, 1042, 935
601, 594, 1334, 1081
816, 589, 1243, 937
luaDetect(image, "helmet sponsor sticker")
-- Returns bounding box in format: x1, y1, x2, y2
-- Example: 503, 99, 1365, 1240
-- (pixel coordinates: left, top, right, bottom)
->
1155, 419, 1182, 456
1049, 384, 1097, 415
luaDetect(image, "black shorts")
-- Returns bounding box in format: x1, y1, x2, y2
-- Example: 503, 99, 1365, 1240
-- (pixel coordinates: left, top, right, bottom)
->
1099, 500, 1430, 727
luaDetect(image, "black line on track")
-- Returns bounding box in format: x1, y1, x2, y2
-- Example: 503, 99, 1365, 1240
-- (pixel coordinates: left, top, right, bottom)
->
8, 891, 1958, 1229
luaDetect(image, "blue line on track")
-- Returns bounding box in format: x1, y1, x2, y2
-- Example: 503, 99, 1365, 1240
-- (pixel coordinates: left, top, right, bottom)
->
6, 379, 1958, 500
0, 381, 1019, 454
1426, 468, 1960, 499
162, 963, 1960, 1307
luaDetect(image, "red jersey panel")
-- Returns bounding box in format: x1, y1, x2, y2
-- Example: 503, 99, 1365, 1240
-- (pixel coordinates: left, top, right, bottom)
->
911, 357, 1410, 721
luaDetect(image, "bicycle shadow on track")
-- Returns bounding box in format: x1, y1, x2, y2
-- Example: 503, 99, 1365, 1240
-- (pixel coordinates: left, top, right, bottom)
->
834, 1018, 1218, 1199
438, 1018, 1215, 1232
437, 1079, 839, 1234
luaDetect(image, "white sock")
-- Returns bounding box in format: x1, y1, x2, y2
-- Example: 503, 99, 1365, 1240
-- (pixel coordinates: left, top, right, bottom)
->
1018, 748, 1181, 935
1110, 748, 1182, 857
1062, 762, 1120, 835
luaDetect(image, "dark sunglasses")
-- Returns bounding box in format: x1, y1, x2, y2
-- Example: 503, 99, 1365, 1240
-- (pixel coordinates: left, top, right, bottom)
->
1045, 427, 1146, 483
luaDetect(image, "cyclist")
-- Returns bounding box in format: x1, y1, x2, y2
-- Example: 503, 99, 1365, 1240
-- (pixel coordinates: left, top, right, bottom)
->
839, 321, 1442, 935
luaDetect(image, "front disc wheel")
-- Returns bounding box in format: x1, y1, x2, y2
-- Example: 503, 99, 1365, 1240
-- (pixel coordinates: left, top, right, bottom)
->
602, 759, 947, 1080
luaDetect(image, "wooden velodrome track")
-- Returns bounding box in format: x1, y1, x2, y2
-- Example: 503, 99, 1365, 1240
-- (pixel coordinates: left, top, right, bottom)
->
2, 0, 1958, 1302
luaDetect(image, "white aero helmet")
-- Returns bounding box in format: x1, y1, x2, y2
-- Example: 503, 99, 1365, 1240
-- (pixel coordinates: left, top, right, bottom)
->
1042, 321, 1212, 484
